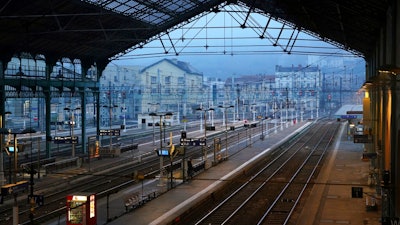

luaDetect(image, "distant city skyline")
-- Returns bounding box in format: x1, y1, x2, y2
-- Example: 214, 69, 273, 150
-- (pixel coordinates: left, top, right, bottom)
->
113, 53, 364, 80
112, 5, 363, 79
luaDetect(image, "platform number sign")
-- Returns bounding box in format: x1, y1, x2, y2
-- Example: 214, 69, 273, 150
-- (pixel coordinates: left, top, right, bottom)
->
28, 194, 44, 206
382, 217, 400, 225
351, 187, 363, 198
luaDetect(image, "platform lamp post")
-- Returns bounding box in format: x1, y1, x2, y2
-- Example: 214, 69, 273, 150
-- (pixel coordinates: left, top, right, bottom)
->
150, 112, 173, 187
0, 111, 11, 185
280, 101, 284, 131
64, 106, 80, 157
199, 103, 203, 132
251, 103, 256, 122
285, 88, 289, 128
148, 103, 160, 146
196, 107, 214, 166
122, 103, 127, 132
151, 115, 156, 146
219, 105, 233, 160
103, 104, 118, 153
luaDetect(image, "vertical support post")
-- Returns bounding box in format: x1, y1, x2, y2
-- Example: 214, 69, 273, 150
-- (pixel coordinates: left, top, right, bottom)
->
12, 133, 18, 225
170, 157, 173, 189
109, 106, 112, 153
80, 91, 87, 154
0, 65, 5, 185
0, 114, 4, 186
44, 90, 52, 158
13, 134, 17, 183
106, 193, 110, 222
71, 108, 75, 157
225, 111, 228, 159
158, 115, 164, 187
152, 117, 155, 145
95, 91, 100, 140
203, 111, 207, 162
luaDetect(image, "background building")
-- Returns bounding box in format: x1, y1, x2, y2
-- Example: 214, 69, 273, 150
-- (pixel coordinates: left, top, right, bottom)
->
224, 74, 275, 121
3, 55, 364, 131
100, 59, 204, 126
275, 65, 321, 117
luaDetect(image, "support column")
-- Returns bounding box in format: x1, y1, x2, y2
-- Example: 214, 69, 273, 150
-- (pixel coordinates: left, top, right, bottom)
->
372, 1, 400, 221
392, 1, 400, 216
390, 76, 400, 217
95, 65, 105, 138
80, 62, 91, 155
44, 90, 51, 158
44, 58, 56, 158
0, 60, 6, 185
80, 90, 86, 154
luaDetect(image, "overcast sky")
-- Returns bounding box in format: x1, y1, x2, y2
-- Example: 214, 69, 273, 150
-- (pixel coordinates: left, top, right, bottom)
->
112, 4, 363, 79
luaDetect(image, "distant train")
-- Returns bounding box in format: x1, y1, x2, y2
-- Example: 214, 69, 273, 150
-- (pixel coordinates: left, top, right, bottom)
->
243, 120, 258, 128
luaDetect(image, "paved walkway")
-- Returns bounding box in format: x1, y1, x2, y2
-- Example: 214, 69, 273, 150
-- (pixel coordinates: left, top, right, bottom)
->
295, 123, 381, 225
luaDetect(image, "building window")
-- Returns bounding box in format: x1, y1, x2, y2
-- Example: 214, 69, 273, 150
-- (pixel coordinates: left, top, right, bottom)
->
151, 76, 157, 84
165, 76, 171, 84
178, 88, 185, 95
178, 77, 185, 84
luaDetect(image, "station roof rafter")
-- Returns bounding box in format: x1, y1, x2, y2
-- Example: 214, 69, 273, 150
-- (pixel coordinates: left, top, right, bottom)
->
0, 0, 389, 66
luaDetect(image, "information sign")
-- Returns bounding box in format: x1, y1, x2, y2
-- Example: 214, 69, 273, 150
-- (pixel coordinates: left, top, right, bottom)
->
54, 136, 78, 144
155, 149, 170, 156
180, 138, 206, 146
382, 217, 400, 225
354, 134, 372, 143
351, 186, 363, 198
346, 111, 363, 114
99, 129, 120, 136
1, 181, 28, 196
28, 194, 44, 206
341, 115, 357, 119
362, 152, 377, 159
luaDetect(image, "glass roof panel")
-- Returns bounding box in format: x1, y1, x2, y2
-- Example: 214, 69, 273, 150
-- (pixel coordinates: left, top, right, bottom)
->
84, 0, 200, 25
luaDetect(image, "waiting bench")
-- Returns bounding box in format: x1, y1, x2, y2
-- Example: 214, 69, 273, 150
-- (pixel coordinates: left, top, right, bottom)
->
20, 157, 56, 172
42, 157, 79, 174
120, 143, 139, 153
124, 190, 159, 211
20, 157, 56, 177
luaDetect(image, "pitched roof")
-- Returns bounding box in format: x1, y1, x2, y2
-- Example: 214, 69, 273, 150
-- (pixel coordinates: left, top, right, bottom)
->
140, 58, 202, 75
275, 65, 319, 73
225, 74, 275, 86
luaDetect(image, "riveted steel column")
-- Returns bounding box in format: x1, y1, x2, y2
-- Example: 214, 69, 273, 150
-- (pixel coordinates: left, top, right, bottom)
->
0, 60, 6, 185
389, 0, 400, 218
44, 58, 56, 158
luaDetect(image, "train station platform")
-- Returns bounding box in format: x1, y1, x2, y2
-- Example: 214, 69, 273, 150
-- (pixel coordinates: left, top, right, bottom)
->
97, 121, 312, 225
43, 120, 381, 225
296, 125, 381, 225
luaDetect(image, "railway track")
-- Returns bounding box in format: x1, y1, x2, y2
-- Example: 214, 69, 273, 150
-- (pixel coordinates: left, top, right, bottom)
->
173, 119, 339, 225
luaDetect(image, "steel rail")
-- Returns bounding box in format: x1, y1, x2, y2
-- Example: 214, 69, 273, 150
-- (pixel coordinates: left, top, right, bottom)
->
193, 122, 324, 225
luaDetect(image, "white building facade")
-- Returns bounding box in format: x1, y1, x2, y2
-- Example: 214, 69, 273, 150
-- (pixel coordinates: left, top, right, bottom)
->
275, 65, 322, 115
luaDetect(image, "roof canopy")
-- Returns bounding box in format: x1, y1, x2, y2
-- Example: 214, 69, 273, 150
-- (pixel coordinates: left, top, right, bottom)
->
0, 0, 388, 66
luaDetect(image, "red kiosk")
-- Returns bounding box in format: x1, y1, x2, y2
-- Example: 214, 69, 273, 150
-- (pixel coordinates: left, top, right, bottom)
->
66, 193, 97, 225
